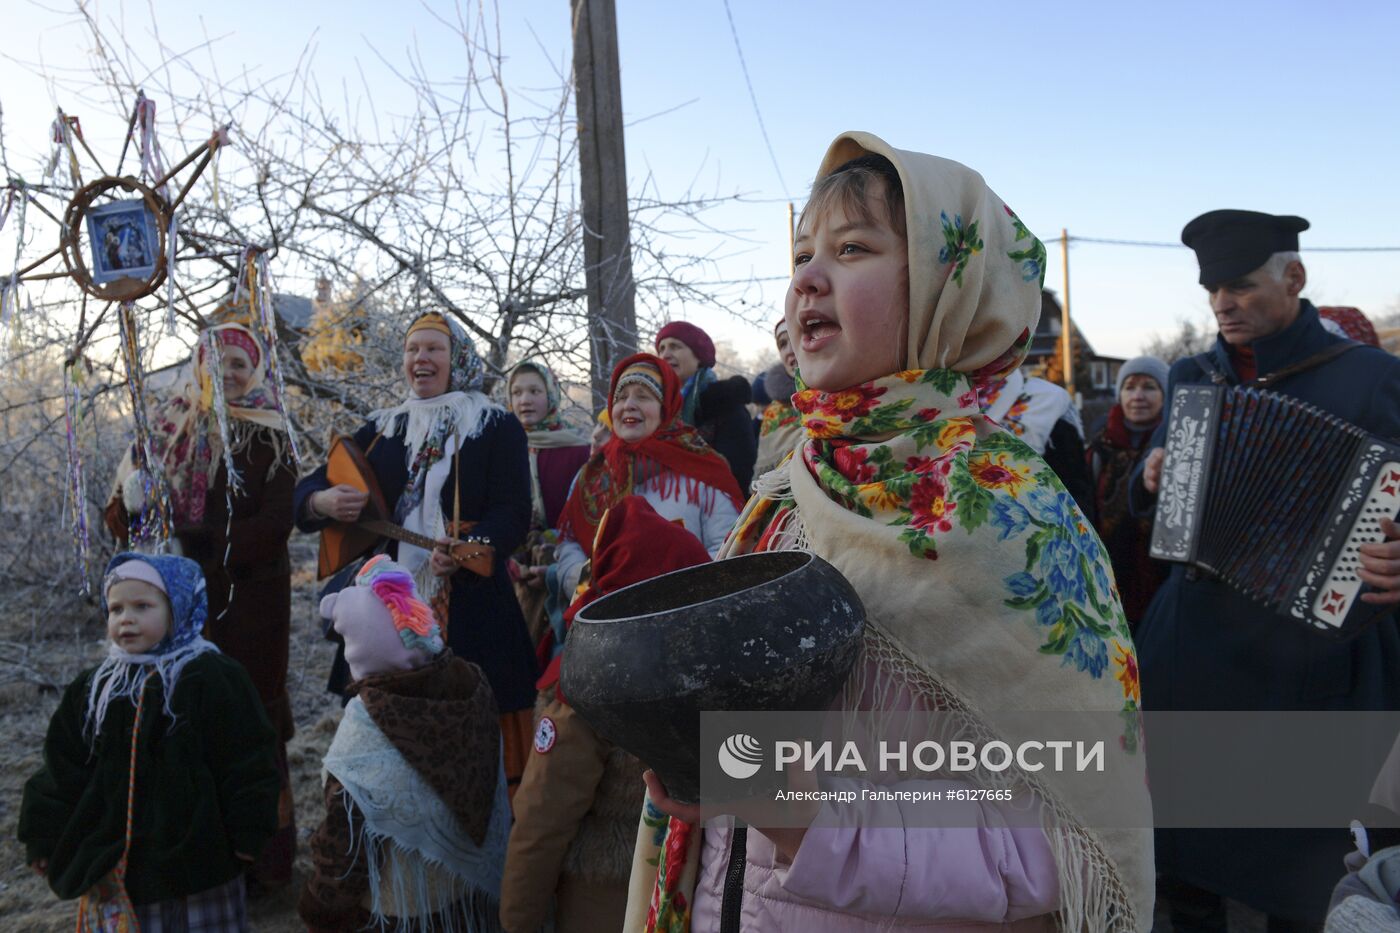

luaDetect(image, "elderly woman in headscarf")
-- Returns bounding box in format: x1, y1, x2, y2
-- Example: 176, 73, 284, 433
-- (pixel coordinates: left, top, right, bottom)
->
105, 320, 298, 889
294, 310, 539, 799
505, 360, 591, 645
550, 354, 746, 604
628, 134, 1154, 932
751, 318, 803, 483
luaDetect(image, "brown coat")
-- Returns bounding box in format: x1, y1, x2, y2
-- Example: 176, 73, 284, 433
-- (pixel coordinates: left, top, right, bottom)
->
499, 688, 646, 933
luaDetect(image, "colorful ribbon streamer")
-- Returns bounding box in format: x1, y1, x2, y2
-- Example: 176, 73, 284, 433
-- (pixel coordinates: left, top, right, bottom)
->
117, 302, 173, 550
132, 92, 169, 199
63, 361, 92, 593
241, 250, 303, 470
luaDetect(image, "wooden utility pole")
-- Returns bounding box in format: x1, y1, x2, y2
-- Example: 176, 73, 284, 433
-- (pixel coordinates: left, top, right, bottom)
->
1060, 228, 1075, 400
571, 0, 637, 412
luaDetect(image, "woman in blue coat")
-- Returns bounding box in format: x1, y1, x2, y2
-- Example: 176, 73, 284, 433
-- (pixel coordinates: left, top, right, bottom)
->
295, 310, 538, 798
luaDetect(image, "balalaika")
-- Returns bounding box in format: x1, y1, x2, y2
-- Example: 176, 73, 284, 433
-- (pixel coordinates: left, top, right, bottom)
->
1150, 385, 1400, 640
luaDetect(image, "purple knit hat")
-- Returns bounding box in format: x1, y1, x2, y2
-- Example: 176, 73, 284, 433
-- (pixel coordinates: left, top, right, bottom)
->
655, 321, 717, 368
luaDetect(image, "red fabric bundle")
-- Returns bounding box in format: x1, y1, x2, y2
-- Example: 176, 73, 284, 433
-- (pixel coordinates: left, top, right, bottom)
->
538, 496, 712, 698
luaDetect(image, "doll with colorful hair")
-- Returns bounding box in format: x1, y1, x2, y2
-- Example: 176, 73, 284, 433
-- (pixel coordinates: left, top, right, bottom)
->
300, 554, 509, 933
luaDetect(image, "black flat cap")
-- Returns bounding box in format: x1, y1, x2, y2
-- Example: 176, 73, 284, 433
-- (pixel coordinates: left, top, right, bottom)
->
1181, 210, 1310, 286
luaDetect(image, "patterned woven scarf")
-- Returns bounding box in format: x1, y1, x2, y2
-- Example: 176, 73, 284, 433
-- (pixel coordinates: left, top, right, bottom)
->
677, 367, 717, 427
633, 358, 1151, 933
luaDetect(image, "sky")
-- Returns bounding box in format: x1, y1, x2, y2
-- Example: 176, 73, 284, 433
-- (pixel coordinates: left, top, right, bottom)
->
3, 0, 1399, 364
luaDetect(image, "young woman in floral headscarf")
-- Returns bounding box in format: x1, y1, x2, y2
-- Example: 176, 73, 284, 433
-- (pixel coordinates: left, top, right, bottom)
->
105, 320, 299, 888
628, 134, 1154, 933
551, 353, 746, 602
506, 360, 591, 645
295, 311, 539, 799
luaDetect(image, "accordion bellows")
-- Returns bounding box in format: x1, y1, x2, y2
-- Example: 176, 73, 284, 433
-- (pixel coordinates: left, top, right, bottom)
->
1151, 385, 1400, 640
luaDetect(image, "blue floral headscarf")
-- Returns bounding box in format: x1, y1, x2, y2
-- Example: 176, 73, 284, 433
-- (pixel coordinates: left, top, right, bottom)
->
86, 552, 219, 741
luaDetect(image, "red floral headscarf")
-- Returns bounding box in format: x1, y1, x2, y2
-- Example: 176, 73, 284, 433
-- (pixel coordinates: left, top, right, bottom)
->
557, 352, 744, 556
1317, 306, 1381, 348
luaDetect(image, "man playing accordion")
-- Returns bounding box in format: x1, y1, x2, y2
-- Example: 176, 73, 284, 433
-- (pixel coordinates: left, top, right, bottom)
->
1133, 209, 1400, 931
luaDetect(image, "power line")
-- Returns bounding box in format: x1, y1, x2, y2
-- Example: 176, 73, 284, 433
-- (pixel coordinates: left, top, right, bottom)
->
720, 0, 789, 196
1065, 234, 1400, 252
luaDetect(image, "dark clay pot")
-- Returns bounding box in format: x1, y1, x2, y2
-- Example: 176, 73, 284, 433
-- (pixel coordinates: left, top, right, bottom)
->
560, 550, 865, 803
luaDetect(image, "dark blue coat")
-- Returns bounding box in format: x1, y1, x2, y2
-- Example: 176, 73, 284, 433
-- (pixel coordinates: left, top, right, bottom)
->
1134, 301, 1400, 922
295, 409, 538, 714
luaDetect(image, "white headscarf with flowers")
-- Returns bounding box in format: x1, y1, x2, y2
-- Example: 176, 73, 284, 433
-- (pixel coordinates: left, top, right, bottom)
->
626, 133, 1152, 933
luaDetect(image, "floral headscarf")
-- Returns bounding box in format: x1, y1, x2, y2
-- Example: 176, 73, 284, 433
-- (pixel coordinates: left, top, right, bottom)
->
1317, 306, 1381, 348
557, 353, 744, 557
627, 134, 1151, 933
507, 360, 589, 448
114, 323, 289, 527
86, 552, 218, 742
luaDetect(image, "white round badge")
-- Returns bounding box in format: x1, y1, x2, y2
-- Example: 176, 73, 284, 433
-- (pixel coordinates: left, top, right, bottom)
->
534, 716, 557, 754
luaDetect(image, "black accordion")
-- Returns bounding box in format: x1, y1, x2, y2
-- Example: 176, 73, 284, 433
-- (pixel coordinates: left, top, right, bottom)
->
1150, 385, 1400, 640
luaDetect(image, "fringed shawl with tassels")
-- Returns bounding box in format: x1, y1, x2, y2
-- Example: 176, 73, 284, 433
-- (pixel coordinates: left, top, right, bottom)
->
557, 353, 745, 558
318, 653, 508, 932
623, 132, 1152, 933
111, 323, 290, 527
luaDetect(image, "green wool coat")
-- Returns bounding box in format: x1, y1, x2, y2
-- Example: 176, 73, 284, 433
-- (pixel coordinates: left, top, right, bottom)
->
18, 652, 280, 904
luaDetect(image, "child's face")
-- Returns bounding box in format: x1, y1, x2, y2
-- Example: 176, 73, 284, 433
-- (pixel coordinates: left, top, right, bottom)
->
509, 370, 550, 428
787, 182, 909, 391
106, 579, 172, 654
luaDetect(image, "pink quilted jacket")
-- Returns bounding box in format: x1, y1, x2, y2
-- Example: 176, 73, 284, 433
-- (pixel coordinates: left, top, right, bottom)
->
690, 788, 1060, 932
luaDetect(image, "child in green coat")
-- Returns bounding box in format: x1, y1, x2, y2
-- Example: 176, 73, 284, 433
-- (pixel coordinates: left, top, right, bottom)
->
19, 552, 279, 932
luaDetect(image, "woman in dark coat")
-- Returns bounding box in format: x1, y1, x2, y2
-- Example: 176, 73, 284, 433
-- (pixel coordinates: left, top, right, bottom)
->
106, 321, 297, 888
294, 310, 538, 799
1086, 355, 1169, 631
654, 320, 757, 492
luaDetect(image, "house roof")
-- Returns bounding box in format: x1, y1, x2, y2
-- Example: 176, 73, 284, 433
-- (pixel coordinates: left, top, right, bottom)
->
273, 292, 314, 330
1031, 290, 1097, 358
